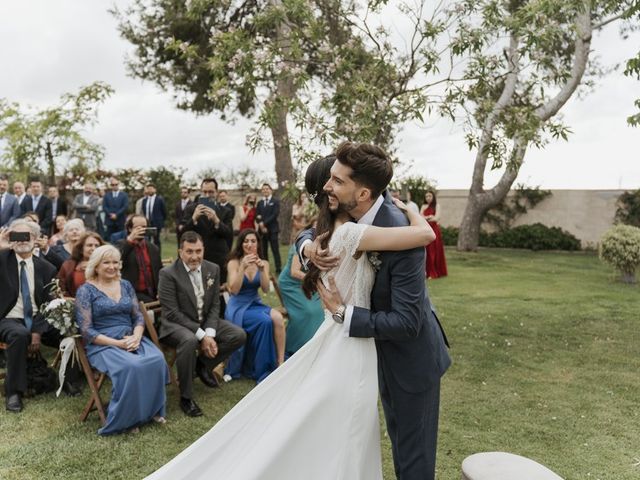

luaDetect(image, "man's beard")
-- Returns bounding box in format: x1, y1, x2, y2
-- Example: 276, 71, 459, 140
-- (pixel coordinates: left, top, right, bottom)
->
13, 243, 34, 254
336, 198, 357, 215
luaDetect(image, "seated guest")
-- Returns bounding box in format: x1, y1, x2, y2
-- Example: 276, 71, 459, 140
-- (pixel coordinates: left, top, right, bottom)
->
225, 229, 285, 383
158, 231, 246, 417
116, 214, 162, 302
50, 218, 85, 262
75, 245, 169, 435
48, 214, 67, 246
0, 219, 82, 413
21, 213, 65, 270
57, 232, 104, 297
278, 243, 324, 357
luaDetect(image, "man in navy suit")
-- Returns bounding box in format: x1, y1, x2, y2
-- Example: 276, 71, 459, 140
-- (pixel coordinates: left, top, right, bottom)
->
256, 183, 282, 273
297, 142, 451, 480
0, 177, 21, 228
175, 186, 193, 243
20, 180, 53, 235
141, 183, 167, 250
102, 177, 129, 241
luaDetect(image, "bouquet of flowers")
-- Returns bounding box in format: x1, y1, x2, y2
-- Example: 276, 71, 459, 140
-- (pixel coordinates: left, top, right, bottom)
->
39, 279, 77, 337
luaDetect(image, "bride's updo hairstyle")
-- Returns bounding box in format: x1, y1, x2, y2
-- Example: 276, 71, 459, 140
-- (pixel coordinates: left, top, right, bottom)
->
302, 154, 336, 299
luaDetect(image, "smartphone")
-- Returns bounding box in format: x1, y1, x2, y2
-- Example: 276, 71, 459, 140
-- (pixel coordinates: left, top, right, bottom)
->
9, 231, 31, 242
198, 197, 215, 208
144, 227, 158, 237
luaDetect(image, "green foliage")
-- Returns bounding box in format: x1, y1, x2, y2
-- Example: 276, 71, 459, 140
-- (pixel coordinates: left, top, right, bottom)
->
614, 189, 640, 227
0, 82, 113, 184
599, 224, 640, 283
624, 51, 640, 126
391, 175, 436, 206
485, 184, 552, 231
442, 223, 581, 251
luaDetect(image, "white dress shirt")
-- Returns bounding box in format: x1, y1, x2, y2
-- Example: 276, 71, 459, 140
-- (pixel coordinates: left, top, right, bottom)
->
7, 253, 35, 320
182, 262, 216, 340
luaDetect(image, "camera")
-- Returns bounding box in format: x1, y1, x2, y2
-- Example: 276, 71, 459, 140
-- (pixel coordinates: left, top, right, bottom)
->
144, 227, 158, 237
9, 231, 31, 242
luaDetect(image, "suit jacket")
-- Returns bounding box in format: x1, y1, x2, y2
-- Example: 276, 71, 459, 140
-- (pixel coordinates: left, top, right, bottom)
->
157, 259, 222, 340
102, 191, 129, 229
0, 249, 57, 333
116, 239, 162, 296
219, 202, 236, 231
141, 195, 167, 229
21, 195, 53, 234
175, 199, 193, 234
256, 196, 280, 233
50, 196, 68, 219
295, 192, 450, 394
72, 193, 100, 230
182, 202, 232, 280
0, 192, 21, 227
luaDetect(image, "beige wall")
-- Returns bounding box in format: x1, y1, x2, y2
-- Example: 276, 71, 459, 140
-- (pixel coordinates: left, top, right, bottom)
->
435, 189, 624, 248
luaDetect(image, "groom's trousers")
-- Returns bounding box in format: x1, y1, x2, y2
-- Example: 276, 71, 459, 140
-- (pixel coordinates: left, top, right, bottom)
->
379, 367, 441, 480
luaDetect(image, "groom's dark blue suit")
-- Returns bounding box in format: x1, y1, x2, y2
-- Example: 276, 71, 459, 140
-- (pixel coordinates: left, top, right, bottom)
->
297, 191, 451, 480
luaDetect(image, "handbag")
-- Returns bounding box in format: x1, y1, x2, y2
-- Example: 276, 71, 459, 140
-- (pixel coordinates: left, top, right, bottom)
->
26, 351, 58, 396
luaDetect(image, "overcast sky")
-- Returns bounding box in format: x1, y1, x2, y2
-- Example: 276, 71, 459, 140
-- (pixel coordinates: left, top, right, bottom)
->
1, 1, 638, 189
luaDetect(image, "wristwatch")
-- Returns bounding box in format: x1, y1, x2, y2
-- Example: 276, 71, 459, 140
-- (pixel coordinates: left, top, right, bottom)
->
332, 305, 346, 324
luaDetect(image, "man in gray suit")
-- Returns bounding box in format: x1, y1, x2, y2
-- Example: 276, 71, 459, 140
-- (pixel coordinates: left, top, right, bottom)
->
0, 177, 21, 228
158, 231, 246, 417
72, 183, 100, 231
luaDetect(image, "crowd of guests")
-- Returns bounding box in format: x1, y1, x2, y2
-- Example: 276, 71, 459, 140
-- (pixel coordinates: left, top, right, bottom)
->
0, 173, 326, 436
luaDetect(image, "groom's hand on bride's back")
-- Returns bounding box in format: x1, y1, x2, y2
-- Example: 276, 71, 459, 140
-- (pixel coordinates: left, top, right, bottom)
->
305, 232, 340, 271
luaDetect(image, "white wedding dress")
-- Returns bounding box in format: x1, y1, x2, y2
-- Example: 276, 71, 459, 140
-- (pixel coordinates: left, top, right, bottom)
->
146, 222, 382, 480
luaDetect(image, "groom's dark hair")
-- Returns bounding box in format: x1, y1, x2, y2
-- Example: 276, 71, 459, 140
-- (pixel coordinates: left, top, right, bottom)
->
335, 141, 393, 198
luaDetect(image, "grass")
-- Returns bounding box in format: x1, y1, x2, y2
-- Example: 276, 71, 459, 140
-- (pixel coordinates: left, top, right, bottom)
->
1, 244, 639, 480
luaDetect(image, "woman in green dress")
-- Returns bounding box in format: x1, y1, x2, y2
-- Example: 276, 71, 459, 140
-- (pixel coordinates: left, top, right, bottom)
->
278, 244, 324, 356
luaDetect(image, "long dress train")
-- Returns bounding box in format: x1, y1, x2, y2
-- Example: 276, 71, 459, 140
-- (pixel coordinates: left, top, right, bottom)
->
146, 222, 382, 480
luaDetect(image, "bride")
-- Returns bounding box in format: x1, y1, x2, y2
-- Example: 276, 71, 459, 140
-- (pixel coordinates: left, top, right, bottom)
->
146, 155, 434, 480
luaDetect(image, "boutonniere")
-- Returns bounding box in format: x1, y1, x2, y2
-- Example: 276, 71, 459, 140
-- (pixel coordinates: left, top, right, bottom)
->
205, 274, 215, 290
367, 251, 382, 272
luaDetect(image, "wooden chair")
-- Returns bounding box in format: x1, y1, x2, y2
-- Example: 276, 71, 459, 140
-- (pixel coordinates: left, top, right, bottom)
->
161, 257, 174, 267
139, 300, 177, 385
0, 342, 7, 382
75, 336, 107, 425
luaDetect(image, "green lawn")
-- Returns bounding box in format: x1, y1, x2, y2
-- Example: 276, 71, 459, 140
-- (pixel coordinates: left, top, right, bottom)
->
1, 246, 638, 479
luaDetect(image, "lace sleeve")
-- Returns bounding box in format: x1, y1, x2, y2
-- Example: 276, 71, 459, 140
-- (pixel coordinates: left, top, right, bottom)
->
331, 222, 369, 258
124, 280, 144, 329
75, 285, 100, 344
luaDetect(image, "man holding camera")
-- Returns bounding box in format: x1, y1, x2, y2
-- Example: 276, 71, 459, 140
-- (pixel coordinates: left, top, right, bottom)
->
116, 214, 162, 302
0, 219, 81, 412
181, 178, 233, 285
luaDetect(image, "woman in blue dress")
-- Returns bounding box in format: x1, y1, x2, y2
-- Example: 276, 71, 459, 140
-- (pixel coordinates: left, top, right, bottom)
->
75, 244, 170, 435
225, 229, 285, 382
278, 244, 324, 356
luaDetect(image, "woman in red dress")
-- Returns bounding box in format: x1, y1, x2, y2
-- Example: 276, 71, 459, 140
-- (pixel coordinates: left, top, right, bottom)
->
239, 194, 258, 231
421, 190, 448, 278
57, 232, 104, 296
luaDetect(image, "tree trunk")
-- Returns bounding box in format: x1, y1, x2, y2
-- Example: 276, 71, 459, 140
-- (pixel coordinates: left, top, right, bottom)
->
45, 141, 56, 186
457, 196, 485, 251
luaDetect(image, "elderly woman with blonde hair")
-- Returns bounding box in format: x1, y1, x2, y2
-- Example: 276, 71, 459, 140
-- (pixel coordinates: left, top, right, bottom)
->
50, 218, 86, 262
75, 244, 169, 435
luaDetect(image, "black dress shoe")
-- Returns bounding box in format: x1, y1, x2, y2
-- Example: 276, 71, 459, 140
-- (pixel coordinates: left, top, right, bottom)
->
180, 397, 203, 417
196, 361, 220, 388
6, 394, 23, 413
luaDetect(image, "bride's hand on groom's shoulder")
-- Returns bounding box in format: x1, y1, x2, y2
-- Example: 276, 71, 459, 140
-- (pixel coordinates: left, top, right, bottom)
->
307, 232, 340, 271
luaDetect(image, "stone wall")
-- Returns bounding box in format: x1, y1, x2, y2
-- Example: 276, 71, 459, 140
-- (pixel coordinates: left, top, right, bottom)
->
434, 189, 624, 248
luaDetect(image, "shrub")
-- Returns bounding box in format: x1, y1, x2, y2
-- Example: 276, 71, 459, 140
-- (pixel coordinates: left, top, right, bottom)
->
439, 223, 581, 251
615, 189, 640, 227
599, 224, 640, 284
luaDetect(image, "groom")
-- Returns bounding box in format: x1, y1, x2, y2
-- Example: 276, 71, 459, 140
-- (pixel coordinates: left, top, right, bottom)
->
297, 142, 451, 480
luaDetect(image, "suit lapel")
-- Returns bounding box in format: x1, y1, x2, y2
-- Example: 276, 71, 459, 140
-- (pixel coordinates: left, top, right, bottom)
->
176, 261, 199, 313
7, 252, 19, 298
33, 256, 46, 308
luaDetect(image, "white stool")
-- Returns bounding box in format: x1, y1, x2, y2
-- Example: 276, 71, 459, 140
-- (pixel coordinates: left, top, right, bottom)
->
462, 452, 563, 480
